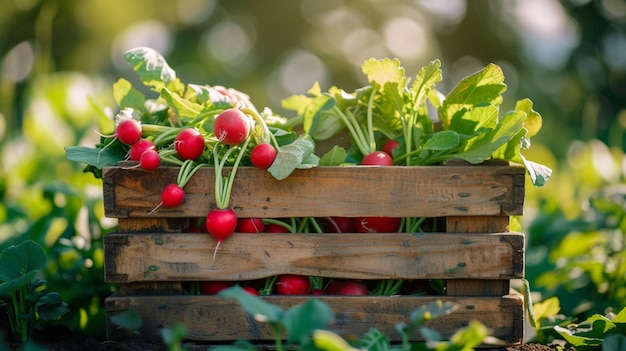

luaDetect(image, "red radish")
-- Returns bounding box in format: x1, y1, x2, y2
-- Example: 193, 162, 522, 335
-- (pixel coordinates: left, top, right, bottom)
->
332, 280, 370, 296
250, 143, 277, 169
129, 139, 155, 161
121, 149, 160, 171
161, 183, 185, 208
325, 281, 342, 295
138, 149, 160, 171
114, 118, 142, 145
354, 217, 401, 233
383, 140, 400, 158
324, 217, 355, 233
205, 208, 238, 262
148, 183, 185, 214
311, 288, 326, 295
264, 223, 291, 233
200, 281, 234, 295
242, 286, 260, 295
213, 109, 251, 146
361, 151, 394, 166
337, 280, 370, 296
235, 218, 264, 233
276, 274, 310, 295
175, 128, 205, 160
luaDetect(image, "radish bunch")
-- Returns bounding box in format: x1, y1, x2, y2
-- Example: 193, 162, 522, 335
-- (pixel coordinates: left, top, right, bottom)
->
205, 107, 282, 261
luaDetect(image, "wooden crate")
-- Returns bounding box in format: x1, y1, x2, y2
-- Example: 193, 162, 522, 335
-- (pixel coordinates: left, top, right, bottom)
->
102, 163, 526, 346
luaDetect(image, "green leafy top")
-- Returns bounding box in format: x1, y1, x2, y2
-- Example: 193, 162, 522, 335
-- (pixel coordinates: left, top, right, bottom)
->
282, 58, 552, 186
65, 47, 319, 181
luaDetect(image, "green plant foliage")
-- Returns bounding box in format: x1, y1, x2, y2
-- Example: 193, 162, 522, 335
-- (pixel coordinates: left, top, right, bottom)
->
161, 323, 189, 351
0, 72, 118, 338
525, 139, 625, 319
108, 308, 143, 335
282, 58, 551, 186
218, 286, 335, 350
215, 288, 492, 351
0, 240, 69, 342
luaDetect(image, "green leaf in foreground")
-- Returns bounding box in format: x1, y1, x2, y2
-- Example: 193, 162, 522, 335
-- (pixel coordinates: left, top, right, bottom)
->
602, 334, 626, 351
302, 94, 336, 138
422, 130, 459, 151
218, 285, 284, 324
443, 109, 525, 164
0, 240, 47, 282
515, 98, 542, 139
523, 159, 552, 187
65, 145, 126, 169
160, 87, 204, 121
362, 57, 406, 87
440, 63, 507, 129
36, 292, 70, 321
319, 145, 347, 166
410, 59, 442, 110
124, 46, 178, 92
409, 301, 458, 328
554, 313, 617, 348
109, 308, 143, 334
284, 299, 334, 344
268, 134, 318, 180
113, 78, 146, 113
357, 329, 390, 351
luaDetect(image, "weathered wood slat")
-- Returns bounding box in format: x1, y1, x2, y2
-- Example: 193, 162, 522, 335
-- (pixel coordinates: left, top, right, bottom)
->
446, 216, 513, 296
104, 232, 524, 283
102, 165, 525, 218
105, 294, 524, 344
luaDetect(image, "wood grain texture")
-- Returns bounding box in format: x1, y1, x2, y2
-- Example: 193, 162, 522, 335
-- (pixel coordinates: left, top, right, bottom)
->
102, 165, 526, 218
104, 232, 525, 283
446, 216, 515, 296
105, 294, 524, 344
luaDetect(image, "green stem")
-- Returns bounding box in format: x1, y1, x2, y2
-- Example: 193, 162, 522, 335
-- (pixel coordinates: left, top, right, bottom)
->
145, 125, 181, 147
401, 115, 413, 166
296, 217, 309, 233
8, 290, 18, 336
271, 324, 285, 351
309, 276, 324, 290
309, 217, 324, 233
408, 217, 427, 233
332, 107, 370, 156
366, 87, 377, 153
177, 160, 207, 188
213, 137, 251, 209
261, 219, 295, 233
240, 107, 272, 145
260, 276, 278, 296
159, 150, 184, 166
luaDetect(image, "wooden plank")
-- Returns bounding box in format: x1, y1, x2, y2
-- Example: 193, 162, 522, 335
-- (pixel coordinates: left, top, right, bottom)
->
118, 282, 183, 296
445, 216, 517, 297
105, 294, 523, 345
117, 218, 187, 233
102, 165, 525, 218
104, 232, 525, 283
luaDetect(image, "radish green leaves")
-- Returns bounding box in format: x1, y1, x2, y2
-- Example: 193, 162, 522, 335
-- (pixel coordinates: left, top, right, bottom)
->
283, 58, 552, 186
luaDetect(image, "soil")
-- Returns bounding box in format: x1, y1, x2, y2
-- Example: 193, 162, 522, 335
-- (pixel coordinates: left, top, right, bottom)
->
3, 325, 574, 351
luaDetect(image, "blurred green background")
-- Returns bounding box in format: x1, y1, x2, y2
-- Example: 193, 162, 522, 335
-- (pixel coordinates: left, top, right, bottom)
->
1, 0, 625, 341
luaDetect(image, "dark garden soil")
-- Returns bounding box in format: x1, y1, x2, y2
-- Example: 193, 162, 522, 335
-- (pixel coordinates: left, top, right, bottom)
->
3, 325, 574, 351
